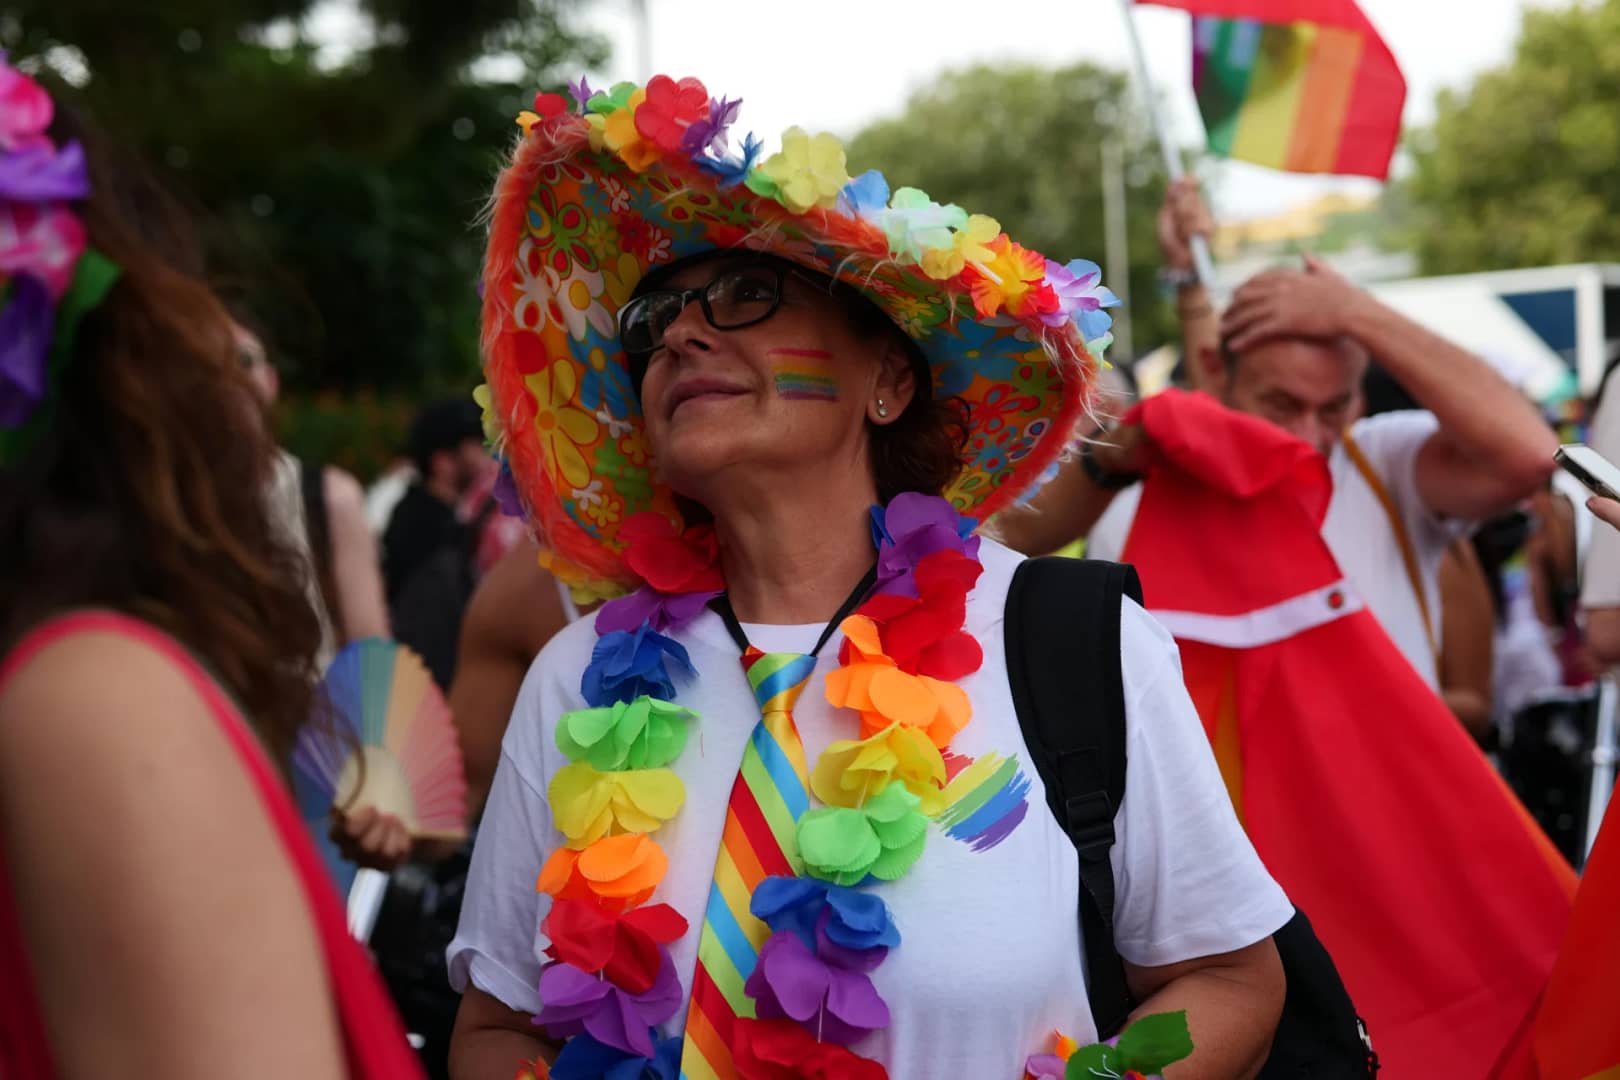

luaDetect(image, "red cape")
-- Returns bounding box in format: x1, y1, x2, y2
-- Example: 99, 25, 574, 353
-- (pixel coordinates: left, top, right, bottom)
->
1119, 391, 1575, 1076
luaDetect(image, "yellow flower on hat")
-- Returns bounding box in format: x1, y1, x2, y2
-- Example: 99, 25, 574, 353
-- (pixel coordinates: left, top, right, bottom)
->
755, 127, 850, 213
471, 383, 501, 444
811, 723, 949, 815
602, 88, 660, 172
523, 361, 600, 491
920, 213, 1001, 282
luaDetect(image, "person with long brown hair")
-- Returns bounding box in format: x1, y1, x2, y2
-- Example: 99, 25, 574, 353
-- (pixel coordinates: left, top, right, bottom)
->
0, 60, 422, 1079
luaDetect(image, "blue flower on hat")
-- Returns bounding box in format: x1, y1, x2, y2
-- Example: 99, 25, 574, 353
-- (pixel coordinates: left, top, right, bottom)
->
1045, 257, 1120, 342
581, 624, 695, 707
697, 131, 763, 188
836, 169, 890, 221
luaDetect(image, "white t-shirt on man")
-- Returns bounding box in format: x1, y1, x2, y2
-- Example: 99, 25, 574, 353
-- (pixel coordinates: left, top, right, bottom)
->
1087, 410, 1467, 689
448, 538, 1292, 1075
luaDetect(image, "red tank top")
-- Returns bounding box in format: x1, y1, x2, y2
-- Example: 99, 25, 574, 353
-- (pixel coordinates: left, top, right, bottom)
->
0, 612, 425, 1079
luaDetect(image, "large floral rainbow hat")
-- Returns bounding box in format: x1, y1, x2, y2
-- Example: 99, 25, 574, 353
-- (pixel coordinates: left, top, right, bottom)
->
478, 75, 1118, 599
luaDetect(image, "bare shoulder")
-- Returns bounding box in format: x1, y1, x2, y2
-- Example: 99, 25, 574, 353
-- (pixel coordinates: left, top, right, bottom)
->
0, 624, 285, 863
0, 623, 348, 1076
320, 464, 368, 516
0, 625, 218, 764
467, 539, 568, 658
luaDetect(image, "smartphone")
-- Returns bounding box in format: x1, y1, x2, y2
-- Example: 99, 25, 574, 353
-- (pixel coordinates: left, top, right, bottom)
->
1555, 444, 1620, 501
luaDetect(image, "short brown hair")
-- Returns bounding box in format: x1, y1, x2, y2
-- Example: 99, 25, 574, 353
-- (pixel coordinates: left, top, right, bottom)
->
856, 325, 968, 503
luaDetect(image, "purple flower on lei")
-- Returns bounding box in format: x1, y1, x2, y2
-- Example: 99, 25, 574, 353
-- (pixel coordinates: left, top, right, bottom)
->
742, 929, 891, 1046
870, 491, 980, 597
596, 584, 720, 636
581, 623, 695, 707
681, 94, 742, 157
1041, 257, 1120, 340
535, 951, 682, 1058
1023, 1051, 1067, 1078
550, 1029, 681, 1080
697, 131, 762, 187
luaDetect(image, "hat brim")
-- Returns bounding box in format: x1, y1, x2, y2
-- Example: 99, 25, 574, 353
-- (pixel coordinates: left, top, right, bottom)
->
481, 118, 1094, 593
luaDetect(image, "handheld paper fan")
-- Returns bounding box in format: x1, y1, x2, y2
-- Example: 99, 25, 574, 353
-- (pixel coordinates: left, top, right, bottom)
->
293, 638, 468, 840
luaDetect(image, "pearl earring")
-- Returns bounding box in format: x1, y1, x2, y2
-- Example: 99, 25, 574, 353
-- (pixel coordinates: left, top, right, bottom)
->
876, 398, 889, 418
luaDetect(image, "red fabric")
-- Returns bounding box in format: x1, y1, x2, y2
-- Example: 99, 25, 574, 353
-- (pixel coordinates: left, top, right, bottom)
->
1120, 391, 1575, 1078
1137, 0, 1406, 180
1492, 799, 1620, 1079
0, 611, 424, 1080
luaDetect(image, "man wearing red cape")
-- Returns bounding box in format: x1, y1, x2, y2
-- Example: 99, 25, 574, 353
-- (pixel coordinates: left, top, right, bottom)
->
1118, 389, 1576, 1077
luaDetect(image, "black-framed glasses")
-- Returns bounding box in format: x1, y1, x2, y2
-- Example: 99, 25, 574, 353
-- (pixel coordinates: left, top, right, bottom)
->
619, 261, 790, 359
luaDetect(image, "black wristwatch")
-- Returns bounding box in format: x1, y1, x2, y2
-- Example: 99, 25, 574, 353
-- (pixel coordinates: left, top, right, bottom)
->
1079, 438, 1140, 491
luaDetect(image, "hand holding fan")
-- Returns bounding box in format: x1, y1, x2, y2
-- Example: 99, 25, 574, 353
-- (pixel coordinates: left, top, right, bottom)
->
294, 638, 468, 840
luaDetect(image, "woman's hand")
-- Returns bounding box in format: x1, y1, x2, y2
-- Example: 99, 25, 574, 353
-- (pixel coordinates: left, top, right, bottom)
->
1589, 495, 1620, 532
330, 804, 413, 871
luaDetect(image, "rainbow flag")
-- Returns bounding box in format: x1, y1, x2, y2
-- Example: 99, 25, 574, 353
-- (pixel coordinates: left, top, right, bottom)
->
1139, 0, 1405, 179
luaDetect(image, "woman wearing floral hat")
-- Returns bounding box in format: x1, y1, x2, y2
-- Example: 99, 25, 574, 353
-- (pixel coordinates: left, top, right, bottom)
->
448, 77, 1290, 1079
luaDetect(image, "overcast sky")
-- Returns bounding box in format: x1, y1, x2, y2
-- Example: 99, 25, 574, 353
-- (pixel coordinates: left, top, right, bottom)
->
563, 0, 1560, 220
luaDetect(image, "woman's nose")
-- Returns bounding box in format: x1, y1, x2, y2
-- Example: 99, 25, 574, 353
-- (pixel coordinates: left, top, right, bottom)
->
660, 297, 715, 355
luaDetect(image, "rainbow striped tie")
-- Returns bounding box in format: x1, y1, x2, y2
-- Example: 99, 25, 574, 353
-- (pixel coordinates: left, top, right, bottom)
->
680, 647, 817, 1080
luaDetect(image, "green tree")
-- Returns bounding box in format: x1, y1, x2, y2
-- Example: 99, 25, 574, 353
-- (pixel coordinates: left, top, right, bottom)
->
1405, 0, 1620, 274
847, 63, 1172, 356
4, 1, 606, 397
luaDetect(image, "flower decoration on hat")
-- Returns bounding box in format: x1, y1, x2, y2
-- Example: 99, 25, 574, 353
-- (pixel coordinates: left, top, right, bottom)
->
482, 71, 1114, 596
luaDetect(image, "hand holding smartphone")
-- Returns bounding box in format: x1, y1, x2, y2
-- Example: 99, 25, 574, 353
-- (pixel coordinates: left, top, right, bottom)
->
1555, 444, 1620, 501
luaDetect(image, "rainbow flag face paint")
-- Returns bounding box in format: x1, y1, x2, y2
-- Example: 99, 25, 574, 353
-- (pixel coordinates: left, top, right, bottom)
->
768, 347, 840, 402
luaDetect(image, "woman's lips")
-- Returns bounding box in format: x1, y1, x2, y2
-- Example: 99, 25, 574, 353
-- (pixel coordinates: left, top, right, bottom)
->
667, 378, 750, 417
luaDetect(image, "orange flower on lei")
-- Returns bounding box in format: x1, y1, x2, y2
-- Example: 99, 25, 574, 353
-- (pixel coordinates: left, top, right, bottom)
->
537, 832, 669, 911
823, 614, 970, 749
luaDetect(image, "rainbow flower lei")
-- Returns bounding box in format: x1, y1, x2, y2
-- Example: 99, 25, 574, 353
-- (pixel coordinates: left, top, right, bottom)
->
529, 493, 1005, 1078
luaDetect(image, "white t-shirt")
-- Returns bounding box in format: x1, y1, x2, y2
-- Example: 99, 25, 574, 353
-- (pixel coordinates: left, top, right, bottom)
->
448, 539, 1292, 1074
1088, 411, 1466, 689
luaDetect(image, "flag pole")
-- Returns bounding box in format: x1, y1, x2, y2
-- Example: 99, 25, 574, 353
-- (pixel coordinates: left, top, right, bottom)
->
1117, 0, 1216, 289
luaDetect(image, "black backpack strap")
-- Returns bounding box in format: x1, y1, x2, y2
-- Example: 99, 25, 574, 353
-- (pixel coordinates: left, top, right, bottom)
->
1005, 556, 1142, 1039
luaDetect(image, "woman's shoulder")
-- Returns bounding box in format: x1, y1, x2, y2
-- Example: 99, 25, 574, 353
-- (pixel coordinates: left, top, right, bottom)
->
500, 610, 599, 761
0, 611, 241, 772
